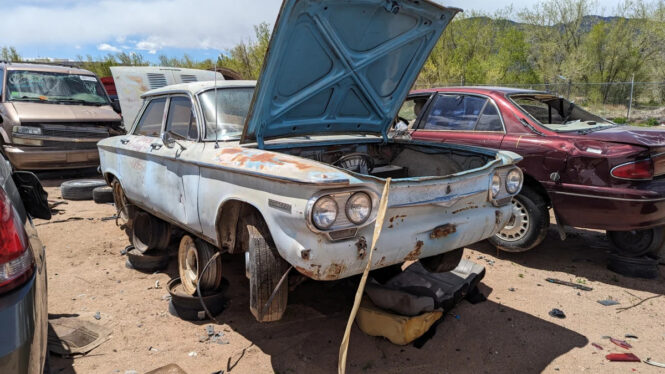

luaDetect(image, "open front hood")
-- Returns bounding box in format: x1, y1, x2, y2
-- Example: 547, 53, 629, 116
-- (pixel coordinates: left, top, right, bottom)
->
241, 0, 459, 146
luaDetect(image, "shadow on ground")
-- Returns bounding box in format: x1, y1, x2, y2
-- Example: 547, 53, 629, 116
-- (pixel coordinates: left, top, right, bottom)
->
207, 255, 588, 374
469, 226, 665, 295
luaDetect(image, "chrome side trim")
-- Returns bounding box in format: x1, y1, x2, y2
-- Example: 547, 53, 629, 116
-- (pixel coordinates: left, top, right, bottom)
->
551, 190, 665, 202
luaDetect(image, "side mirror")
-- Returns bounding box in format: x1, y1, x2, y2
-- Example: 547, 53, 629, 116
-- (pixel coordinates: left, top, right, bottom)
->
161, 131, 175, 148
111, 99, 121, 114
11, 171, 51, 220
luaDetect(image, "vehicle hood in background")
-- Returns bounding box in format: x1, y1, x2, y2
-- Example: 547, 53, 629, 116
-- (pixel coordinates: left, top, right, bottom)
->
581, 126, 665, 148
12, 102, 120, 123
241, 0, 460, 146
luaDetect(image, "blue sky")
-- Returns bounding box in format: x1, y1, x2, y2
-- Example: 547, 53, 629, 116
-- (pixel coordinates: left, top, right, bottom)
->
2, 0, 628, 63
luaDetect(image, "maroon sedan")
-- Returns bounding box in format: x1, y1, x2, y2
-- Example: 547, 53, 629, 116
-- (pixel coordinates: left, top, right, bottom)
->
400, 87, 665, 255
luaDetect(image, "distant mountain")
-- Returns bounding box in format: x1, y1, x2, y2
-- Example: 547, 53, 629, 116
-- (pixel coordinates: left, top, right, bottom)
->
463, 14, 628, 32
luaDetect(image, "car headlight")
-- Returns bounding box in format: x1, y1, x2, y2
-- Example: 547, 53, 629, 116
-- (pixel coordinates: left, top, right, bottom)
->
312, 196, 338, 229
490, 172, 501, 198
13, 126, 42, 135
345, 192, 372, 225
506, 168, 522, 194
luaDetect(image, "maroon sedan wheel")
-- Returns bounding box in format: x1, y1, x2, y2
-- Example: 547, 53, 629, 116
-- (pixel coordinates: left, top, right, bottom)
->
607, 227, 665, 257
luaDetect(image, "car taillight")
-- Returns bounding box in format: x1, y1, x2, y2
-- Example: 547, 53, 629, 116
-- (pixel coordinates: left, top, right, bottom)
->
611, 159, 653, 180
0, 188, 34, 295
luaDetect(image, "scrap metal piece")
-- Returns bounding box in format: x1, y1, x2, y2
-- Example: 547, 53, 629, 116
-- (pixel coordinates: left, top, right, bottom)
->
610, 337, 632, 349
546, 278, 593, 291
597, 299, 620, 306
606, 353, 640, 362
645, 358, 665, 368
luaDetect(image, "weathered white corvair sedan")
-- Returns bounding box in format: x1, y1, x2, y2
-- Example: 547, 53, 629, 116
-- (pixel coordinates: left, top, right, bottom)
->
98, 0, 523, 322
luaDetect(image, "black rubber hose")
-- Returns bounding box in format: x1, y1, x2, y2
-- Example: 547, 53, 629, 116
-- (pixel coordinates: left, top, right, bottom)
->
197, 251, 223, 324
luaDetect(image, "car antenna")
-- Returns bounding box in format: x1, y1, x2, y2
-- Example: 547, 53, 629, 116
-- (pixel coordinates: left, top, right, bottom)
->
214, 57, 220, 149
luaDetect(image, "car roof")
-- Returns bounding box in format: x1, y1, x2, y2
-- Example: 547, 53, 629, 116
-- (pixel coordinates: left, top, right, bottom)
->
412, 86, 549, 96
1, 62, 96, 76
142, 80, 257, 98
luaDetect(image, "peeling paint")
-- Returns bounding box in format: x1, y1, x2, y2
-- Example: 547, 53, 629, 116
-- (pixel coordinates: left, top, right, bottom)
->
404, 240, 424, 261
430, 223, 456, 239
295, 266, 315, 278
495, 209, 503, 226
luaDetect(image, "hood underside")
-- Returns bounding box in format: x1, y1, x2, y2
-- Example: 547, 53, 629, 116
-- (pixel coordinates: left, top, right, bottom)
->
241, 0, 459, 146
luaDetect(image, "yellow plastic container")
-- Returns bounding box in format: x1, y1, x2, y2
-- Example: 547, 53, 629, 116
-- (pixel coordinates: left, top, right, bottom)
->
355, 298, 443, 345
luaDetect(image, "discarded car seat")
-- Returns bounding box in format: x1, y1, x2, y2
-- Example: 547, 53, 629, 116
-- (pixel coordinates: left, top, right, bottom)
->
365, 259, 485, 316
355, 297, 443, 346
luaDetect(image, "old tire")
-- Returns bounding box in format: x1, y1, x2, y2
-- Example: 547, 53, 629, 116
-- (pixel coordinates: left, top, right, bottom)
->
111, 179, 134, 226
607, 253, 660, 279
607, 227, 665, 257
167, 278, 226, 321
420, 248, 464, 273
125, 245, 170, 272
92, 186, 114, 204
60, 179, 107, 200
178, 235, 222, 296
489, 186, 549, 252
132, 211, 171, 253
244, 214, 289, 322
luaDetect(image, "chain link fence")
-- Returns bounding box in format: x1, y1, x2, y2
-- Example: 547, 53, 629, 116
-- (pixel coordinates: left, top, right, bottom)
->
413, 81, 665, 125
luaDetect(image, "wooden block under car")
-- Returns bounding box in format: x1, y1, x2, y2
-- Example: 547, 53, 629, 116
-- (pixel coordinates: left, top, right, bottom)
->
355, 298, 442, 345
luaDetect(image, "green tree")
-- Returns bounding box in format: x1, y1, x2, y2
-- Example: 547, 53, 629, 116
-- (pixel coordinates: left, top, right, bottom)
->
218, 22, 271, 79
1, 46, 21, 62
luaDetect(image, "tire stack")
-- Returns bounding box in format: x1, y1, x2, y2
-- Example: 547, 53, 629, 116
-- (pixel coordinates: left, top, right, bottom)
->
168, 235, 225, 321
607, 229, 663, 279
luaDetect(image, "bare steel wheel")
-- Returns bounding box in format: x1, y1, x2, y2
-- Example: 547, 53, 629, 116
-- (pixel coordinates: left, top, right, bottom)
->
498, 199, 530, 241
488, 186, 549, 253
178, 235, 222, 296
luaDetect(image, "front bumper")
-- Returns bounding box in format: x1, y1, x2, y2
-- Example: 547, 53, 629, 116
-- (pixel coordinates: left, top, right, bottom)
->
273, 201, 512, 280
3, 145, 100, 170
549, 180, 665, 231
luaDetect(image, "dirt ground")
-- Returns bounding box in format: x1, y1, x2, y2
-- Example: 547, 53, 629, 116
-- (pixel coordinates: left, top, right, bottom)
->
38, 183, 665, 374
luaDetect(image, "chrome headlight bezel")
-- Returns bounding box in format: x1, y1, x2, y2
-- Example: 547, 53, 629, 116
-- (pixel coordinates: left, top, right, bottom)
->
490, 172, 501, 199
345, 192, 372, 225
505, 168, 523, 194
311, 196, 338, 230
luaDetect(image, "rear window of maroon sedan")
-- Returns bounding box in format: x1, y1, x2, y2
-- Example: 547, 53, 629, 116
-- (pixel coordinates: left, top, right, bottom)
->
423, 94, 503, 132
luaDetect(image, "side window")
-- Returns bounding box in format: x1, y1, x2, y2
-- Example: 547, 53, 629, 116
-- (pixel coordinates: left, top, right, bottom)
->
475, 102, 503, 131
166, 96, 198, 140
423, 94, 487, 131
0, 68, 4, 98
398, 96, 429, 127
134, 98, 166, 137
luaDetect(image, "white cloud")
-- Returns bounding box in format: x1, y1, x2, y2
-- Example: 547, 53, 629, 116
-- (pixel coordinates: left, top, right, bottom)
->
1, 0, 281, 52
97, 43, 121, 53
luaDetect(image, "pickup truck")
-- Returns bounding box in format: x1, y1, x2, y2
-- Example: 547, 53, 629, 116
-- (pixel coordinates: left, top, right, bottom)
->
98, 0, 523, 322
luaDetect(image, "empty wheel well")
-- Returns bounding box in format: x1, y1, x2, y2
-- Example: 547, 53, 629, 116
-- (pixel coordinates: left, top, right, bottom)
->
522, 173, 551, 207
103, 172, 117, 185
215, 200, 264, 254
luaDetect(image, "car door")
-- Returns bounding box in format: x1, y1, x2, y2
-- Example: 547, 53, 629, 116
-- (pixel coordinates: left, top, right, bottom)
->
114, 96, 168, 206
146, 95, 202, 232
410, 92, 505, 149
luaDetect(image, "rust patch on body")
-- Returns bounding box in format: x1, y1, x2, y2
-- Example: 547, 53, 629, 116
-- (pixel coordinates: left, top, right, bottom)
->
324, 263, 346, 280
295, 266, 314, 278
495, 210, 503, 225
355, 236, 367, 259
404, 240, 424, 261
378, 256, 387, 266
452, 205, 478, 214
446, 185, 452, 194
430, 223, 456, 239
301, 249, 311, 260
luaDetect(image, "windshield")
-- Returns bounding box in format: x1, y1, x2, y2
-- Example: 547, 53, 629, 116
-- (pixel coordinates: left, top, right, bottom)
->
6, 70, 110, 105
510, 94, 615, 133
199, 87, 254, 141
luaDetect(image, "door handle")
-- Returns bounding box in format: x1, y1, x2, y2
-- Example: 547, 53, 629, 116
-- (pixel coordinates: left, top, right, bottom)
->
150, 142, 162, 150
120, 138, 130, 144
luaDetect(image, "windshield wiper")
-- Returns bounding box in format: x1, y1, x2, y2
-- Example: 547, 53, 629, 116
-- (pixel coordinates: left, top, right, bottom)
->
12, 96, 48, 102
52, 98, 104, 106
